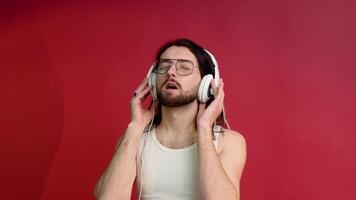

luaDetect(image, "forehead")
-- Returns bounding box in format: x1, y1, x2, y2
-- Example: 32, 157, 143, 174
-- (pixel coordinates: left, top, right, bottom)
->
160, 46, 198, 64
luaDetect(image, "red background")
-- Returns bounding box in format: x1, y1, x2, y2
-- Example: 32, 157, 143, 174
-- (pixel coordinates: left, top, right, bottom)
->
1, 0, 355, 199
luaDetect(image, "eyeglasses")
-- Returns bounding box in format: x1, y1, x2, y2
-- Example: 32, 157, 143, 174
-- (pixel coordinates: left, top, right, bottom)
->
153, 59, 196, 76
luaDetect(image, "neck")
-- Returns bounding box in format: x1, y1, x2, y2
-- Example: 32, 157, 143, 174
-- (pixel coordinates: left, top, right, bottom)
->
157, 100, 198, 138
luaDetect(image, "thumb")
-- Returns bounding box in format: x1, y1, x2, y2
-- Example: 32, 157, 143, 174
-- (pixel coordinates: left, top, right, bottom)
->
198, 102, 206, 115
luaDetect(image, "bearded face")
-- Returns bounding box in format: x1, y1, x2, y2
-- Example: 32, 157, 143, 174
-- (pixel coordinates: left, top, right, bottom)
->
155, 46, 202, 107
157, 82, 200, 107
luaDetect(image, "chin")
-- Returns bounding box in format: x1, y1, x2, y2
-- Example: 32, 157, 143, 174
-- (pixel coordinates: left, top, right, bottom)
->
158, 94, 197, 107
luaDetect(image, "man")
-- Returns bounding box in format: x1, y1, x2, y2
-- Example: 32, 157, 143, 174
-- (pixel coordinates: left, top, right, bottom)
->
94, 39, 246, 200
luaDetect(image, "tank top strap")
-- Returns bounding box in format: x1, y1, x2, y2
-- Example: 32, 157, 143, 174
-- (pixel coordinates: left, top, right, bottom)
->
213, 125, 222, 151
137, 129, 150, 159
213, 131, 219, 151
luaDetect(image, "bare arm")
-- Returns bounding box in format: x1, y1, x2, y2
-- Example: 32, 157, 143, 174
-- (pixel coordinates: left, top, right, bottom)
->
94, 123, 145, 200
198, 127, 246, 200
196, 79, 246, 199
94, 78, 154, 200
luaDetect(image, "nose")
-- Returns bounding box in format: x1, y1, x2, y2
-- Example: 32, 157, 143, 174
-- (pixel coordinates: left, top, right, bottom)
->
166, 62, 178, 77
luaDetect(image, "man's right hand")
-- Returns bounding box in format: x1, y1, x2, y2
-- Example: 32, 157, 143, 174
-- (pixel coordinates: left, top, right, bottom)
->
130, 78, 155, 129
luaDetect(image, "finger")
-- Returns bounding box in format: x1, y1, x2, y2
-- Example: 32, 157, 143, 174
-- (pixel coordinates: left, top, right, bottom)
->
217, 91, 225, 111
213, 80, 224, 100
213, 83, 225, 110
211, 79, 218, 96
141, 89, 151, 101
136, 85, 152, 100
217, 82, 225, 106
212, 78, 224, 96
199, 102, 206, 110
134, 78, 149, 94
198, 103, 206, 115
216, 79, 224, 96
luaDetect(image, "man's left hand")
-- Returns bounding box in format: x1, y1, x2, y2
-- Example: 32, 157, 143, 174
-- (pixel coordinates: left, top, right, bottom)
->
196, 78, 224, 129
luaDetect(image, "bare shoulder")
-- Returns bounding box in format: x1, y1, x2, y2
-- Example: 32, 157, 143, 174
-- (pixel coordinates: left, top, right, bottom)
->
220, 129, 246, 154
218, 129, 247, 185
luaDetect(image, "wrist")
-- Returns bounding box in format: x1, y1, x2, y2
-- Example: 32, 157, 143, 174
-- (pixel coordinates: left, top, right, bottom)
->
128, 121, 147, 130
197, 120, 212, 128
197, 125, 212, 135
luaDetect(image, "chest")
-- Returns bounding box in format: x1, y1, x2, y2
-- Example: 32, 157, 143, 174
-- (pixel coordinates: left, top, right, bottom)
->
138, 139, 199, 199
156, 133, 223, 154
158, 138, 195, 149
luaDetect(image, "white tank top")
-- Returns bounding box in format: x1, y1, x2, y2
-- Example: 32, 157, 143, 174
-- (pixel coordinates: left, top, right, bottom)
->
136, 128, 220, 200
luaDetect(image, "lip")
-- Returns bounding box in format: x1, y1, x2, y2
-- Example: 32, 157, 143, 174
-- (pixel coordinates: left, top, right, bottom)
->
164, 79, 180, 89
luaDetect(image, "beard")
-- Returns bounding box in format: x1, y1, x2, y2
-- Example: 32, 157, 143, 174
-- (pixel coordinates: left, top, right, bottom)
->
157, 84, 199, 107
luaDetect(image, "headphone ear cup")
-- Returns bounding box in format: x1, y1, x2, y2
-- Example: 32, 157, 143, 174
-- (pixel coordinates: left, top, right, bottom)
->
148, 72, 157, 100
198, 74, 213, 103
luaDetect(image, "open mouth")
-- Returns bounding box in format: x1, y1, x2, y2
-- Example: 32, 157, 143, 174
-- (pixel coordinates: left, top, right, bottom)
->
165, 82, 179, 90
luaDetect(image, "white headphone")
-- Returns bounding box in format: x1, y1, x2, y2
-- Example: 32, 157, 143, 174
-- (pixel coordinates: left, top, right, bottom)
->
146, 49, 220, 103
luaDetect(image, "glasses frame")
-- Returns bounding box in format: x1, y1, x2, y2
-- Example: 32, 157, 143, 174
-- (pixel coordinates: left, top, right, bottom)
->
153, 58, 197, 76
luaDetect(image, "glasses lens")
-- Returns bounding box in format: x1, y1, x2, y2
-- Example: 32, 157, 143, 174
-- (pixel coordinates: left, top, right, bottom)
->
157, 61, 170, 73
156, 59, 194, 75
177, 60, 194, 75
